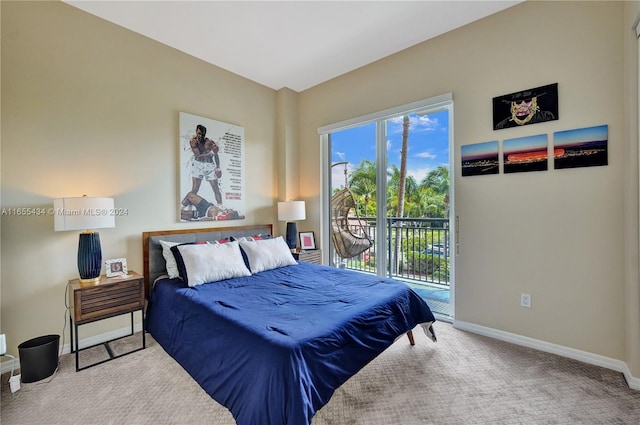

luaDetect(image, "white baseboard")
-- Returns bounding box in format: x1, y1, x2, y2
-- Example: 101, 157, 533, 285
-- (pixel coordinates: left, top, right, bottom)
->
453, 320, 640, 391
434, 312, 454, 324
0, 323, 144, 376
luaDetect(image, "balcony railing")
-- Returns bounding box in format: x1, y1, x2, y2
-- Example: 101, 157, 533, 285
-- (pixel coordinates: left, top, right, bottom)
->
331, 217, 450, 286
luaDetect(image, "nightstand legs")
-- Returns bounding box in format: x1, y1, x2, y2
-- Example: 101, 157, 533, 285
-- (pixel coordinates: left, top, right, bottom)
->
69, 309, 145, 372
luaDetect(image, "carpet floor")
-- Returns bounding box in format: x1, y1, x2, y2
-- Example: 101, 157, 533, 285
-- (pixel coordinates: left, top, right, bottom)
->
1, 322, 639, 424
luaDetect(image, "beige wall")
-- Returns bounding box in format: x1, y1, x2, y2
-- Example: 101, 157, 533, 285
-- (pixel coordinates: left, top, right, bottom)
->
299, 0, 639, 378
1, 1, 278, 352
2, 0, 639, 384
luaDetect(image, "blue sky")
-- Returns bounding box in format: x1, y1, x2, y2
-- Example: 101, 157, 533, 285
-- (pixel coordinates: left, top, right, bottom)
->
331, 110, 450, 189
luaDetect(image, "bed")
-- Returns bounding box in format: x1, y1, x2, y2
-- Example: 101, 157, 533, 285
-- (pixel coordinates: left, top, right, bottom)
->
143, 224, 436, 425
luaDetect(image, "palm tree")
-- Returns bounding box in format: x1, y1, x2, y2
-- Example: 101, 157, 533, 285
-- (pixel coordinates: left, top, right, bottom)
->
387, 165, 418, 216
396, 116, 410, 219
420, 165, 450, 217
349, 159, 377, 216
391, 115, 410, 274
422, 165, 449, 195
413, 187, 439, 218
351, 180, 376, 216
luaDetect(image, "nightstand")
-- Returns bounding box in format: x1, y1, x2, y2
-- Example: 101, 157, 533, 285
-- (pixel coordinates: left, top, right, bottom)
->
69, 271, 145, 371
293, 249, 322, 264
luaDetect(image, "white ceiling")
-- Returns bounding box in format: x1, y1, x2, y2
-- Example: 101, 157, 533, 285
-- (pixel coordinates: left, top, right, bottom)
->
65, 1, 522, 92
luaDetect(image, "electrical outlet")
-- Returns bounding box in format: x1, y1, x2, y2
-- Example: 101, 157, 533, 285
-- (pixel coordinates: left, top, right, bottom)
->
0, 334, 6, 356
521, 293, 531, 308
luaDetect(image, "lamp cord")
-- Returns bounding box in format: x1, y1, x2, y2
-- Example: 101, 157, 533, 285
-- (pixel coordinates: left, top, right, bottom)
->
1, 353, 16, 397
2, 353, 16, 380
62, 281, 70, 358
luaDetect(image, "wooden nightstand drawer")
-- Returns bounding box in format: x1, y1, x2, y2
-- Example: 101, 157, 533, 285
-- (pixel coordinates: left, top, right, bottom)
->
73, 280, 143, 323
294, 249, 322, 264
69, 273, 144, 324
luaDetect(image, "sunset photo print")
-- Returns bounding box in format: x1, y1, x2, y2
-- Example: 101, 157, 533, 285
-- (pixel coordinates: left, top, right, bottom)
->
503, 134, 549, 174
461, 141, 499, 176
553, 125, 608, 169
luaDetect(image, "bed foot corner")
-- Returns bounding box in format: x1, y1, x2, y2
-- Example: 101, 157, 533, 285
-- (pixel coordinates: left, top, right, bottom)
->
407, 330, 415, 346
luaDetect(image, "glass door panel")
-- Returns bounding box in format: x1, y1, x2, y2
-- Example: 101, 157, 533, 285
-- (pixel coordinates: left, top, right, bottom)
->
384, 110, 451, 288
329, 122, 377, 270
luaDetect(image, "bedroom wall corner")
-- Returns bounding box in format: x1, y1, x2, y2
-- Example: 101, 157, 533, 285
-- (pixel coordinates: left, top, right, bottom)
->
623, 0, 640, 381
276, 88, 302, 239
0, 0, 278, 357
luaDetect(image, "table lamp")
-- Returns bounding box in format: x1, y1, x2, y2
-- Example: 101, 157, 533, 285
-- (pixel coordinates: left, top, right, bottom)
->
277, 201, 306, 250
54, 196, 115, 284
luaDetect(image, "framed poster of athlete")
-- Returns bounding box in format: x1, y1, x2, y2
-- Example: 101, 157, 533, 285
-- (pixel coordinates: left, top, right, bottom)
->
178, 112, 246, 222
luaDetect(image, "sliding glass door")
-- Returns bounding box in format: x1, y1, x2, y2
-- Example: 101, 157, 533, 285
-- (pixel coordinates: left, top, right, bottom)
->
321, 94, 454, 316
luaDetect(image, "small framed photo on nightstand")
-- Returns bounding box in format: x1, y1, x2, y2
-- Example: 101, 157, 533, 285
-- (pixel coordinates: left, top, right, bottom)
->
299, 231, 316, 250
105, 258, 128, 278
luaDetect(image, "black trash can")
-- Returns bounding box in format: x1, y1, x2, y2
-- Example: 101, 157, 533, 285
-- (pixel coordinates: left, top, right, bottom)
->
18, 334, 60, 383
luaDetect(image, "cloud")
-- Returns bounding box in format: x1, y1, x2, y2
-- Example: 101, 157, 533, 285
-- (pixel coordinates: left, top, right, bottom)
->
415, 151, 437, 159
414, 114, 439, 131
408, 166, 432, 184
387, 114, 440, 134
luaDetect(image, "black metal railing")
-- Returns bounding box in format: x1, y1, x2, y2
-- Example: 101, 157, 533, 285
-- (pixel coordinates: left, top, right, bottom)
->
331, 217, 450, 286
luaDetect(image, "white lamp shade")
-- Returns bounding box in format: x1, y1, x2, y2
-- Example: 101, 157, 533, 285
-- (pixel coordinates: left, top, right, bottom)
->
54, 197, 115, 231
277, 201, 306, 221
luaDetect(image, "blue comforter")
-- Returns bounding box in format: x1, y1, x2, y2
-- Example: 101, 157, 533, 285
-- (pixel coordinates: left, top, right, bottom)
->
146, 261, 435, 425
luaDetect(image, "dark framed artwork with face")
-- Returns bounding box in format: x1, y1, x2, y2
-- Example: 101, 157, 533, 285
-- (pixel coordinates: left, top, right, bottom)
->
493, 83, 558, 130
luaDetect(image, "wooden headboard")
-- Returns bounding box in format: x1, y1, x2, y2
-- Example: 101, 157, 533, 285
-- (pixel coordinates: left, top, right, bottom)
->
142, 223, 273, 298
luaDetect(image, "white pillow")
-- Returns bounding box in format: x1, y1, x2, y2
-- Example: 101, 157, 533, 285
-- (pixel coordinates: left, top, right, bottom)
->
159, 240, 181, 279
239, 236, 297, 273
175, 241, 251, 287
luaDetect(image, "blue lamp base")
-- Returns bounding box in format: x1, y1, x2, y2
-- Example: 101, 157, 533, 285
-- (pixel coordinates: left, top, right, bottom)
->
285, 222, 297, 250
78, 231, 102, 284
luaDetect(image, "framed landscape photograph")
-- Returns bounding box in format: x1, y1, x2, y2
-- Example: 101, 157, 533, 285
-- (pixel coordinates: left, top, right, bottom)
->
553, 124, 608, 169
461, 141, 499, 176
503, 134, 549, 174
